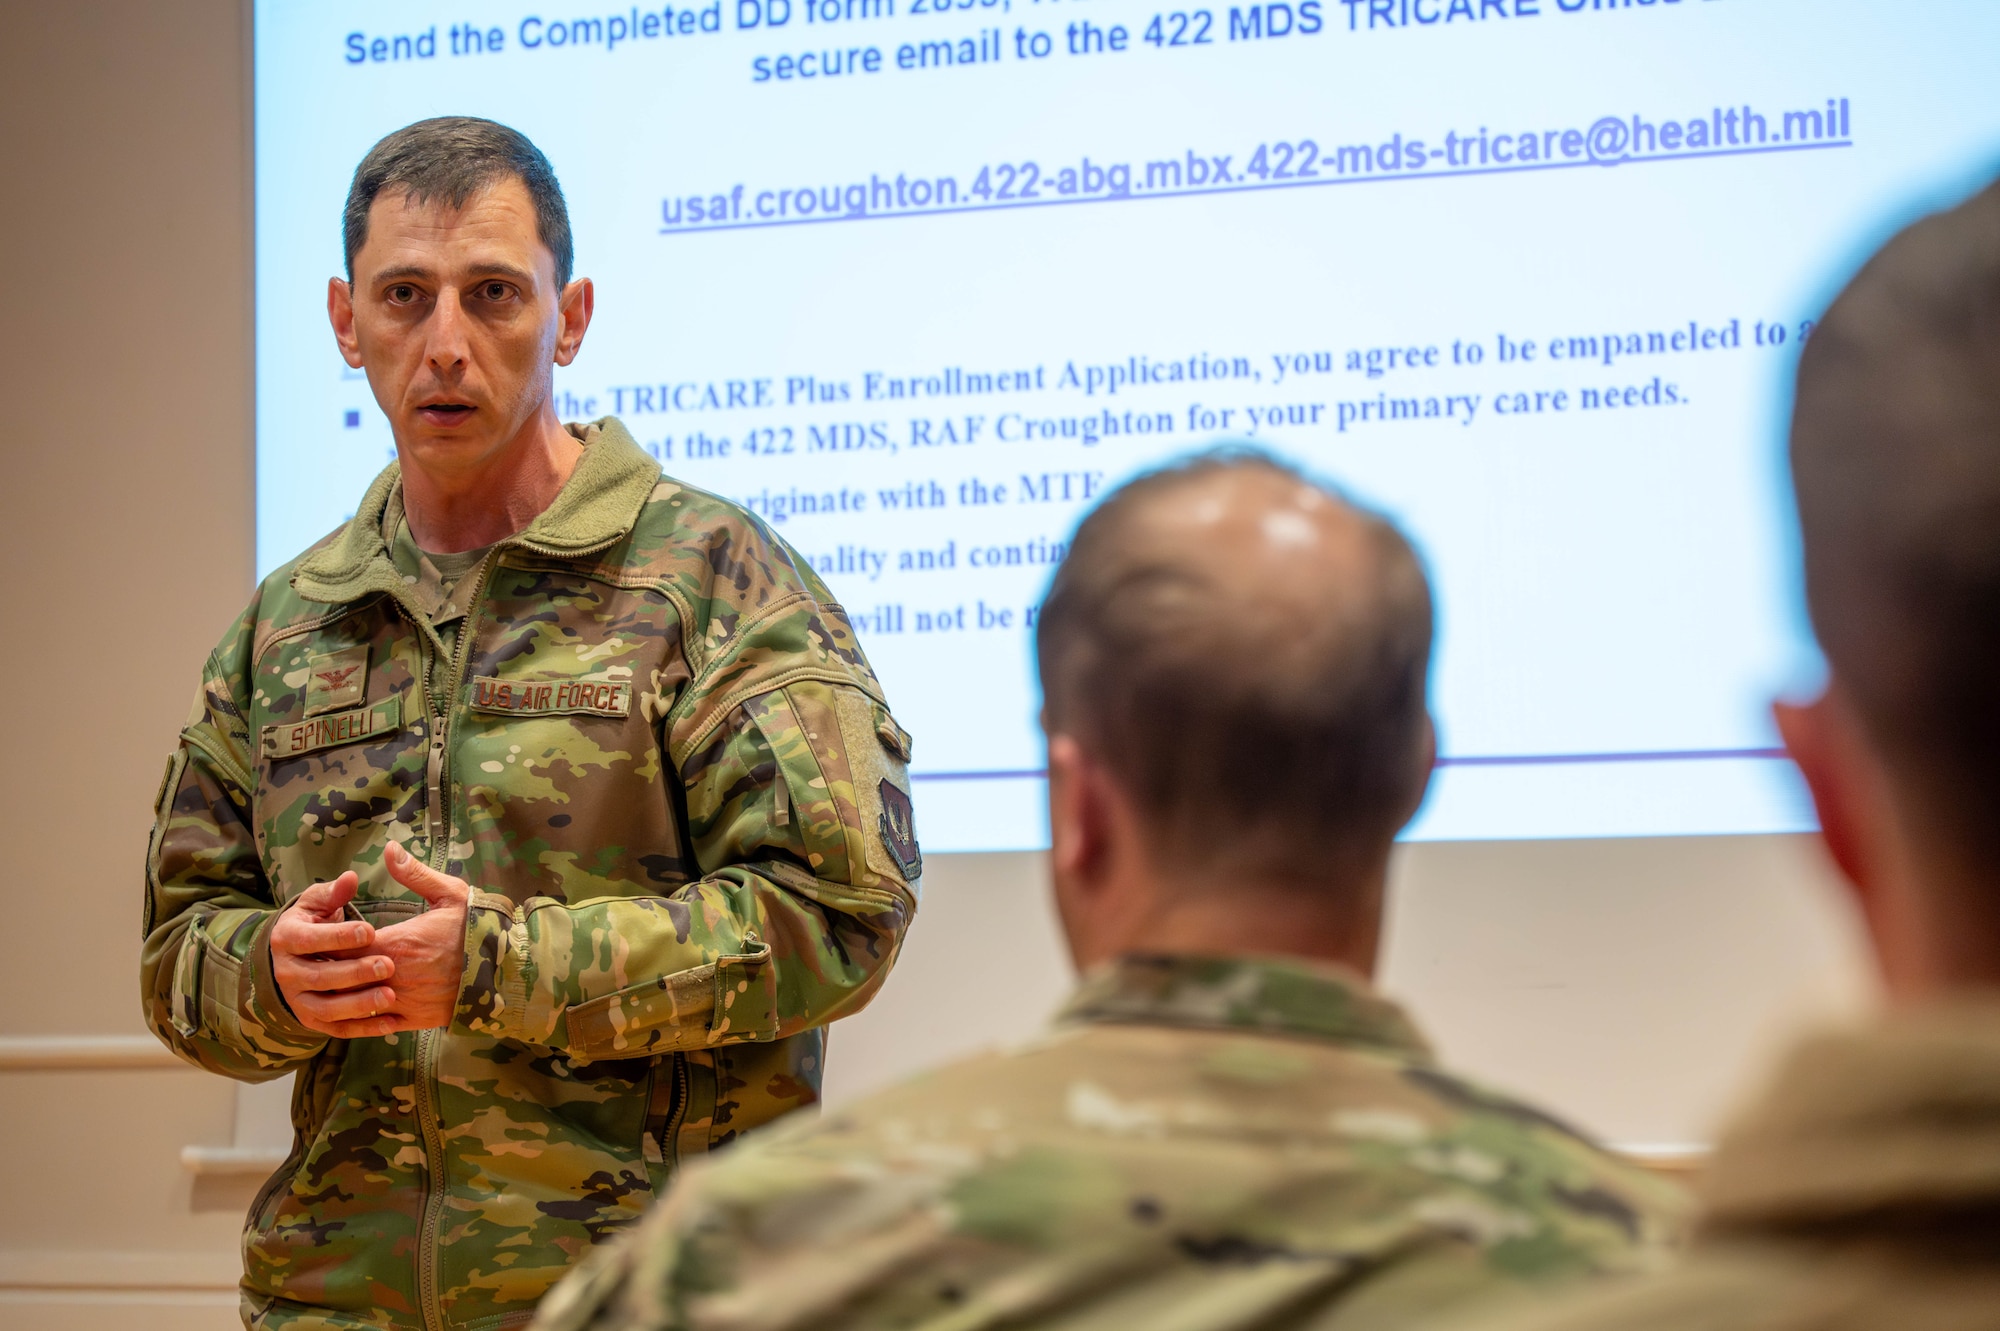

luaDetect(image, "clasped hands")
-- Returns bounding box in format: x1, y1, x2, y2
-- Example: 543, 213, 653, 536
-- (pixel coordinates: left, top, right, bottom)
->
270, 841, 474, 1039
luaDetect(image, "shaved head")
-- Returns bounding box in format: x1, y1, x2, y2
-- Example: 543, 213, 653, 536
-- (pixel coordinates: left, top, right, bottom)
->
1037, 450, 1434, 885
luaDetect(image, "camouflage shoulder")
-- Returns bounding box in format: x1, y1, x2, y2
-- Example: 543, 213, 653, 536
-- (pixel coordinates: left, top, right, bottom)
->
1429, 1244, 1804, 1331
621, 473, 879, 689
185, 519, 356, 744
1396, 1062, 1696, 1252
524, 1048, 1012, 1327
240, 519, 372, 660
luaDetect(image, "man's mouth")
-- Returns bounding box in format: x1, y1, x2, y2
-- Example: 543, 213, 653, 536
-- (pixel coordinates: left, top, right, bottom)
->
417, 402, 476, 426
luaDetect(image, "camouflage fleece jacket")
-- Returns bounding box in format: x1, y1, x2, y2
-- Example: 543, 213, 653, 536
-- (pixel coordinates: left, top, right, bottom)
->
533, 954, 1690, 1331
141, 419, 920, 1331
1445, 998, 2000, 1331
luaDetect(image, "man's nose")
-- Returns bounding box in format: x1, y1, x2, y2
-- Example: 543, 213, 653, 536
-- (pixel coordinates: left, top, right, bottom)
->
425, 286, 471, 375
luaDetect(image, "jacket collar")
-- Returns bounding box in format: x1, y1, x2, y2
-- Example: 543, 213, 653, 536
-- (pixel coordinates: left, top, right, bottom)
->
1058, 953, 1433, 1059
291, 417, 661, 607
1700, 997, 2000, 1233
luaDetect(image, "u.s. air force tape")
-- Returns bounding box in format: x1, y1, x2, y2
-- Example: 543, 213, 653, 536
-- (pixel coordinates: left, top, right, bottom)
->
468, 675, 632, 718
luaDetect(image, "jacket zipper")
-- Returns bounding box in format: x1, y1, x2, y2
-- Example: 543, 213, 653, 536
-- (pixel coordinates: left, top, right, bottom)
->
414, 551, 495, 1331
666, 1054, 692, 1171
396, 529, 626, 1331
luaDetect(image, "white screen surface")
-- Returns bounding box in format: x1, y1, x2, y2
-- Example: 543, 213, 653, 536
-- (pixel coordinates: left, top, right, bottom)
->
254, 0, 2000, 852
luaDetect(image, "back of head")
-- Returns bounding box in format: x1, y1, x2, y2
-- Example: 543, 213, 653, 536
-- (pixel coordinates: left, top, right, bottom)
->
343, 116, 573, 287
1036, 449, 1434, 886
1793, 179, 2000, 867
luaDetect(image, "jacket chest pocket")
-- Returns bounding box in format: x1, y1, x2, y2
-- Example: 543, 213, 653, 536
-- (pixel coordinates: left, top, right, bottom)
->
256, 703, 428, 891
460, 669, 643, 768
252, 629, 428, 891
457, 668, 648, 804
455, 666, 685, 894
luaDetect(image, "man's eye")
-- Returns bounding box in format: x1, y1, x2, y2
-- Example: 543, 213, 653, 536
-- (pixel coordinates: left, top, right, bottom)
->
482, 282, 512, 300
387, 285, 418, 303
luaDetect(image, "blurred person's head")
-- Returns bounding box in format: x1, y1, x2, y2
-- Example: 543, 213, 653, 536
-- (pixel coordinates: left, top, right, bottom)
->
327, 117, 592, 489
1779, 177, 2000, 1000
1036, 449, 1435, 975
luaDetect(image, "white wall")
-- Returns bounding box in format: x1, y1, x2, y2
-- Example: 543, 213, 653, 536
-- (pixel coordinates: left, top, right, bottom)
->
824, 837, 1874, 1148
0, 2, 1876, 1326
0, 2, 263, 1326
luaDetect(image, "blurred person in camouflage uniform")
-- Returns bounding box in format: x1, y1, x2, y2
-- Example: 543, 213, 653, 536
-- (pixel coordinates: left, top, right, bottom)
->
1439, 175, 2000, 1331
534, 450, 1688, 1331
141, 117, 919, 1331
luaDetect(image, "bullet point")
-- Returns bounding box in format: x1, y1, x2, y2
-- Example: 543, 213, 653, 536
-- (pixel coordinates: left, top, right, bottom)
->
344, 410, 361, 428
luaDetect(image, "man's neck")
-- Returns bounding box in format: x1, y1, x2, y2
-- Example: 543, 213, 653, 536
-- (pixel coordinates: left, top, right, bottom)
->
1884, 853, 2000, 1005
399, 407, 583, 553
1861, 788, 2000, 1005
1114, 872, 1384, 978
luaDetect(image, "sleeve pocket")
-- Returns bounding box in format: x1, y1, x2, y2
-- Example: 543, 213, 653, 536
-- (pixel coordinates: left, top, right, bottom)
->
711, 938, 778, 1042
564, 938, 777, 1059
169, 932, 205, 1039
832, 690, 922, 890
144, 748, 191, 940
170, 927, 246, 1040
746, 681, 921, 899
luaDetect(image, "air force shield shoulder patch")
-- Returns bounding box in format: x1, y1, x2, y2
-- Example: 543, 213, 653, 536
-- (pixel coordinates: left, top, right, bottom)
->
878, 778, 922, 881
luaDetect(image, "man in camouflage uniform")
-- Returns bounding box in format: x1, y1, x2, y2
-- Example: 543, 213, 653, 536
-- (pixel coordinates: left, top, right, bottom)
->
535, 451, 1687, 1331
141, 118, 918, 1330
1442, 177, 2000, 1331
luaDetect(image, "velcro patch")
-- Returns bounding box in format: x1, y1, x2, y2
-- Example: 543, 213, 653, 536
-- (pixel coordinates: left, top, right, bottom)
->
469, 675, 631, 718
833, 688, 922, 888
262, 697, 402, 760
305, 645, 368, 716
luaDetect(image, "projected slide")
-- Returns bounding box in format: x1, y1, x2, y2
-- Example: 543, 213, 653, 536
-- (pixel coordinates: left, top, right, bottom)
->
255, 0, 2000, 850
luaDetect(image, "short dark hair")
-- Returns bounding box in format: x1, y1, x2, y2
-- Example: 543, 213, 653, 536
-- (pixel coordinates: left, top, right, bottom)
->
342, 117, 574, 288
1036, 449, 1434, 882
1793, 177, 2000, 855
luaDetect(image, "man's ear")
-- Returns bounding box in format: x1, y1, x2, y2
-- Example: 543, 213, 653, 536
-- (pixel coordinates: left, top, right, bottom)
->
328, 277, 363, 369
1046, 734, 1102, 885
1775, 689, 1879, 912
553, 277, 594, 367
1399, 712, 1438, 826
1046, 734, 1127, 974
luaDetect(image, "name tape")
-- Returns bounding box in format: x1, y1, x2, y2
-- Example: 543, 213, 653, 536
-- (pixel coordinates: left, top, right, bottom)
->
262, 697, 402, 760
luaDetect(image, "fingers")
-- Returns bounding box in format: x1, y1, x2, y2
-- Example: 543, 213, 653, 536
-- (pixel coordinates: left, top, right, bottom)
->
271, 910, 374, 960
367, 901, 462, 950
314, 1015, 409, 1040
285, 953, 395, 995
301, 1004, 447, 1040
292, 983, 398, 1027
384, 841, 470, 907
291, 870, 360, 917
